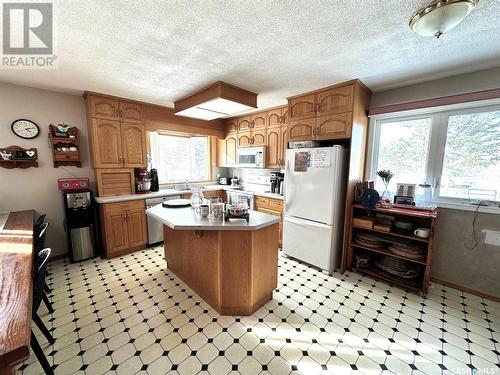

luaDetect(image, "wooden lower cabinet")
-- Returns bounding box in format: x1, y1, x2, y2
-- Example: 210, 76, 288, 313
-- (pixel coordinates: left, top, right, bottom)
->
100, 200, 148, 258
254, 196, 284, 246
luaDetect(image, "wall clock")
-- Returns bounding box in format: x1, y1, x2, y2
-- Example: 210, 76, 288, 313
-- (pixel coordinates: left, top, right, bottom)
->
11, 119, 40, 139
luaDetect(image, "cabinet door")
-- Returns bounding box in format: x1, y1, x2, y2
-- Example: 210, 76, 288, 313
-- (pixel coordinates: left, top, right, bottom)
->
127, 208, 148, 247
288, 118, 315, 142
119, 101, 144, 124
267, 108, 282, 128
121, 123, 146, 168
91, 118, 123, 168
216, 137, 226, 167
281, 106, 288, 124
266, 128, 281, 169
317, 85, 354, 116
225, 119, 238, 133
252, 129, 266, 147
238, 117, 252, 131
288, 93, 317, 121
251, 113, 266, 129
226, 135, 237, 165
104, 211, 129, 254
89, 95, 119, 120
315, 112, 352, 140
238, 131, 252, 147
279, 125, 289, 166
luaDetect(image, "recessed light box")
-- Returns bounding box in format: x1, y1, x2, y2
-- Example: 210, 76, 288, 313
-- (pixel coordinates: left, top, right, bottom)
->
174, 81, 257, 120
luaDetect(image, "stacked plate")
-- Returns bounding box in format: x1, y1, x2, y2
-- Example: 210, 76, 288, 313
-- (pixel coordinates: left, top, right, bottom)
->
388, 241, 427, 261
375, 256, 421, 279
354, 232, 386, 250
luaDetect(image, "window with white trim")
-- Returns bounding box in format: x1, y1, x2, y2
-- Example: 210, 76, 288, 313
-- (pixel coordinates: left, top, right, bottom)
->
149, 132, 210, 183
369, 104, 500, 203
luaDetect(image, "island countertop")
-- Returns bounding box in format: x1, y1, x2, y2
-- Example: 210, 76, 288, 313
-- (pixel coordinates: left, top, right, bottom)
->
146, 204, 280, 231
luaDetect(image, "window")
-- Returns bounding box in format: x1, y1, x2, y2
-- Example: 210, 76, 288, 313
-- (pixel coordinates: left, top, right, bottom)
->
369, 104, 500, 203
373, 117, 431, 193
149, 132, 210, 183
440, 110, 500, 200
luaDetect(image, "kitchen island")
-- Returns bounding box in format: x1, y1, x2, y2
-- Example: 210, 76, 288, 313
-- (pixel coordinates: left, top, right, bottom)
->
146, 205, 280, 315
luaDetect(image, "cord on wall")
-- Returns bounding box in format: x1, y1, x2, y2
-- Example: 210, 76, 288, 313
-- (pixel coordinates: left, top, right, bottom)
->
464, 201, 486, 250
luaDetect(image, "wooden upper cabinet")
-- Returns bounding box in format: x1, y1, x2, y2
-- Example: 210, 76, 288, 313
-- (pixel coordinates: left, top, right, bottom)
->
317, 85, 354, 116
280, 125, 289, 166
104, 211, 129, 254
315, 113, 353, 140
238, 117, 252, 131
252, 129, 266, 147
216, 137, 226, 167
127, 208, 148, 247
238, 131, 252, 148
251, 113, 266, 129
89, 96, 119, 120
288, 118, 315, 142
225, 119, 238, 133
281, 107, 288, 124
121, 123, 146, 168
226, 135, 237, 165
119, 102, 144, 124
91, 118, 122, 168
267, 108, 282, 128
266, 128, 281, 169
288, 93, 317, 121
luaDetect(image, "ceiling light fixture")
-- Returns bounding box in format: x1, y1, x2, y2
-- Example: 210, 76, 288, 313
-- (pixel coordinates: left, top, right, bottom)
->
409, 0, 479, 38
174, 81, 257, 121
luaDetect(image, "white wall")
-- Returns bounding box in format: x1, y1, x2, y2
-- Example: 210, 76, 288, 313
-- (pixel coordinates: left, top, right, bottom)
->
370, 66, 500, 107
0, 82, 94, 257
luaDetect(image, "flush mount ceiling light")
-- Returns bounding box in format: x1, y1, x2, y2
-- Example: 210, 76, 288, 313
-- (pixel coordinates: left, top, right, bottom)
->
174, 81, 257, 120
409, 0, 479, 38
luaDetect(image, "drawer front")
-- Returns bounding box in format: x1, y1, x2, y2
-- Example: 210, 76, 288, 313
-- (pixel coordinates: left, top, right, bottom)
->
104, 200, 145, 213
54, 153, 79, 161
268, 198, 283, 212
254, 196, 269, 208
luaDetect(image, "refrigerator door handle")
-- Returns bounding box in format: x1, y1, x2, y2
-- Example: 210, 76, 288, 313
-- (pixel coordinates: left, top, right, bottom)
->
284, 215, 331, 229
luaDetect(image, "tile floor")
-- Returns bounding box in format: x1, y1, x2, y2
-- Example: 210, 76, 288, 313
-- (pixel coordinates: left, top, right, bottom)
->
18, 246, 499, 375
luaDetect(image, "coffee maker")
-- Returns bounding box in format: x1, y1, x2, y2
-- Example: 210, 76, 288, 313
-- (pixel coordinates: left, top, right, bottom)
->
135, 168, 151, 193
270, 172, 284, 195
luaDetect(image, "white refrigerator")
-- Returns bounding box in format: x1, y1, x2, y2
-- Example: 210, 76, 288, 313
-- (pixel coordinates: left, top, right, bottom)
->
283, 145, 347, 274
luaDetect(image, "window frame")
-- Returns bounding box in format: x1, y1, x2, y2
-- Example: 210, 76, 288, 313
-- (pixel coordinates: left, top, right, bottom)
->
149, 131, 212, 184
367, 101, 500, 204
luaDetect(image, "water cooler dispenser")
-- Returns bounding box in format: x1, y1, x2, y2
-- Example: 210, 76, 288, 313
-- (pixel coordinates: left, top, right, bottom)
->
59, 178, 97, 262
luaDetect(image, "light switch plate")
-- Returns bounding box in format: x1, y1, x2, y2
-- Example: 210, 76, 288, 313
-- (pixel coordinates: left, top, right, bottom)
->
482, 229, 500, 246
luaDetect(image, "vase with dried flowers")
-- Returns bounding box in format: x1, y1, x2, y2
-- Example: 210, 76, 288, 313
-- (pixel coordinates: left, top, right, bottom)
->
376, 169, 394, 201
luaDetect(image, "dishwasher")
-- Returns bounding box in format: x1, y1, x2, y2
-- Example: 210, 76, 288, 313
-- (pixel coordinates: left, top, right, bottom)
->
146, 195, 180, 244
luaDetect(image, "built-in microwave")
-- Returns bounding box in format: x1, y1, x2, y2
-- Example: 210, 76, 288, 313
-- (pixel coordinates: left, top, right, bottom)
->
237, 147, 266, 168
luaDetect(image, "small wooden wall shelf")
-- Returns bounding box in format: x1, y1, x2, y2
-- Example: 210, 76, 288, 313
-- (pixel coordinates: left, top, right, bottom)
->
0, 146, 38, 169
346, 203, 438, 295
48, 125, 81, 168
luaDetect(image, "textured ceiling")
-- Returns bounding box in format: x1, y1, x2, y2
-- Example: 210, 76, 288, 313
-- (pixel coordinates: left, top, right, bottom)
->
1, 0, 499, 113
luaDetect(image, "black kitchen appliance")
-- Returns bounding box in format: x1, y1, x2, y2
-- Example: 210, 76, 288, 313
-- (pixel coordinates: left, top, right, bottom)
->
150, 168, 159, 192
63, 190, 97, 262
218, 177, 231, 185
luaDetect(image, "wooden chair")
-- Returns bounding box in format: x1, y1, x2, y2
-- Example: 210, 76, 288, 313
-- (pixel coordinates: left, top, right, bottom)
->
31, 248, 55, 375
34, 223, 54, 313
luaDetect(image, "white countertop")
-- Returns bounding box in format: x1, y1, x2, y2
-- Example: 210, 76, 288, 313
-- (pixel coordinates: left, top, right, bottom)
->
146, 204, 280, 231
95, 184, 284, 204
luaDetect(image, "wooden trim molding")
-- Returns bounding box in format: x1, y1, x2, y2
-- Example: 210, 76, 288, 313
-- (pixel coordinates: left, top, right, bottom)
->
430, 277, 500, 303
369, 87, 500, 116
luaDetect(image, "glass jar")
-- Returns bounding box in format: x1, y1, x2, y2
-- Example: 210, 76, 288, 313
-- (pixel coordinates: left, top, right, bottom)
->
190, 187, 204, 208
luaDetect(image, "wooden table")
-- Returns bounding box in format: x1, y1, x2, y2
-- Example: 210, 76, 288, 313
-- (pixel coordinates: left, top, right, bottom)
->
0, 211, 34, 375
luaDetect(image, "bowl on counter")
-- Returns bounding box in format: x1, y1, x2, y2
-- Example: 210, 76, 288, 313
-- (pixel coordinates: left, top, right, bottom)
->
226, 203, 249, 217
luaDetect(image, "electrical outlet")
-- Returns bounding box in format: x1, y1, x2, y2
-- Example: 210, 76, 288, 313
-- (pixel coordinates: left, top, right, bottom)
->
482, 230, 500, 246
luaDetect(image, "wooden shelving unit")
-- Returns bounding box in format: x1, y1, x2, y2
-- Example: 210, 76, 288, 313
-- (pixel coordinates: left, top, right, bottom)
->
346, 203, 438, 295
48, 125, 81, 168
0, 146, 38, 169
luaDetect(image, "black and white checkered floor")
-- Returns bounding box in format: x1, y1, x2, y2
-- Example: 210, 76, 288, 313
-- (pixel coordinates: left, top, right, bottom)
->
18, 246, 499, 375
